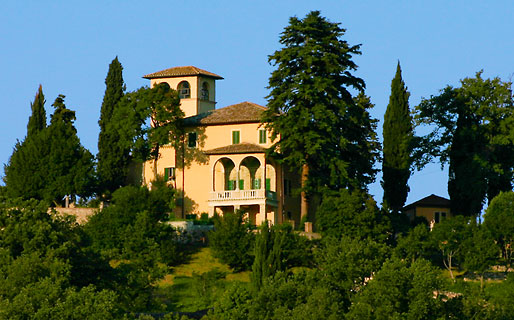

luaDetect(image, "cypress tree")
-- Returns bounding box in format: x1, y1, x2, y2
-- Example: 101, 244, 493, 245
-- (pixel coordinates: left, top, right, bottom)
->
97, 57, 127, 197
381, 62, 413, 213
27, 84, 46, 137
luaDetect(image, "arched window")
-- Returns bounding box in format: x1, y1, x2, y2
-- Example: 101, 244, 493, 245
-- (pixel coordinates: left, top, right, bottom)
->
201, 82, 209, 100
156, 82, 170, 90
177, 81, 191, 99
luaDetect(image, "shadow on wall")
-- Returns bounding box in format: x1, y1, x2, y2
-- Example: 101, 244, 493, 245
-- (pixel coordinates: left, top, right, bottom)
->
176, 126, 209, 170
173, 189, 198, 219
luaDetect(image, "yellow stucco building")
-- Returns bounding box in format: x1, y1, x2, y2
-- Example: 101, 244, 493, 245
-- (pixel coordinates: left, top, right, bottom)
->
141, 66, 302, 226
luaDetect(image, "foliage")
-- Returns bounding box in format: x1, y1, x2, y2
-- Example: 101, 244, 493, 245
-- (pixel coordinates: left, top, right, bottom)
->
315, 236, 390, 311
0, 198, 123, 318
251, 223, 286, 290
394, 223, 435, 263
27, 84, 47, 137
483, 191, 514, 267
110, 83, 184, 178
316, 189, 392, 242
430, 215, 471, 280
461, 225, 497, 289
208, 211, 255, 272
414, 72, 514, 216
347, 258, 445, 320
382, 62, 413, 213
4, 94, 95, 204
97, 56, 128, 197
262, 11, 379, 219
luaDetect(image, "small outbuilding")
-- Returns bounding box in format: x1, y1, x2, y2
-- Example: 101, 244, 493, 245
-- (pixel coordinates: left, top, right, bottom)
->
402, 194, 452, 226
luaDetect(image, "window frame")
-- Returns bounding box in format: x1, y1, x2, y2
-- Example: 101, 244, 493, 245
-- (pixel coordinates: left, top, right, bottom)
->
177, 81, 191, 99
187, 132, 197, 148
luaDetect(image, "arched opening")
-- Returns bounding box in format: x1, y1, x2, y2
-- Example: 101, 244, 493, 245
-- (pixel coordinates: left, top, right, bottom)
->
213, 158, 236, 191
155, 82, 170, 90
177, 81, 191, 99
239, 156, 261, 190
200, 82, 209, 100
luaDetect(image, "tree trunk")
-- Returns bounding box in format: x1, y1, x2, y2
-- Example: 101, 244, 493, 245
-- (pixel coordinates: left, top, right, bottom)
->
301, 163, 309, 221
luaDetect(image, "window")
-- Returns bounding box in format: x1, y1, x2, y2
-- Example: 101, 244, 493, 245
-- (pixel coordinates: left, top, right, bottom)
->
266, 178, 271, 191
164, 167, 175, 181
188, 132, 197, 148
434, 211, 447, 223
259, 129, 267, 144
177, 81, 191, 99
201, 82, 209, 100
239, 179, 244, 190
232, 130, 240, 144
253, 178, 261, 189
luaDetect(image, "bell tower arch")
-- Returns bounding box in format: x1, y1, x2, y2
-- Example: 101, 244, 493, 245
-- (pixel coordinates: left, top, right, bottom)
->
143, 66, 223, 117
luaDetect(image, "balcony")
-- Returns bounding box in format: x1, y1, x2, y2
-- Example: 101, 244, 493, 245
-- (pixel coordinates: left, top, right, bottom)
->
210, 189, 277, 203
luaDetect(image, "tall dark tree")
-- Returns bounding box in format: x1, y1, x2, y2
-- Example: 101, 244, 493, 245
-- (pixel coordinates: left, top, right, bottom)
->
381, 62, 413, 213
4, 86, 48, 200
27, 84, 47, 137
97, 57, 127, 196
262, 11, 379, 220
414, 72, 514, 217
43, 95, 95, 204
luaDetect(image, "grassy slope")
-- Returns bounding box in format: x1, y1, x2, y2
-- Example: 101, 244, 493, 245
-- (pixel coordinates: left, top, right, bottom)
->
155, 247, 250, 312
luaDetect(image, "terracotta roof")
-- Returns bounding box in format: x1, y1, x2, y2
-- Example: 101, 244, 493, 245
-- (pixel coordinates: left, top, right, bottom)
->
403, 194, 451, 211
143, 66, 223, 79
205, 143, 266, 155
184, 101, 267, 126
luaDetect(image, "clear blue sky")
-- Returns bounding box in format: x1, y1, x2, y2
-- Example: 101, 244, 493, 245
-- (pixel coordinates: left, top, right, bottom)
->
1, 1, 513, 205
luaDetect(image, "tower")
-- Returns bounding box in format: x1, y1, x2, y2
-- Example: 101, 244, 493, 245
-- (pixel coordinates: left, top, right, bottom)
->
143, 66, 223, 117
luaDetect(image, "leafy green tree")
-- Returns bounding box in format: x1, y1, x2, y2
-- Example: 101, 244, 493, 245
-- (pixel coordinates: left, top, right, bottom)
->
110, 83, 184, 181
315, 236, 390, 312
382, 62, 413, 213
462, 225, 497, 290
414, 72, 514, 217
262, 11, 379, 220
97, 57, 127, 196
27, 84, 47, 137
316, 189, 392, 243
394, 223, 434, 263
483, 191, 514, 267
208, 211, 255, 272
430, 215, 471, 280
346, 258, 445, 320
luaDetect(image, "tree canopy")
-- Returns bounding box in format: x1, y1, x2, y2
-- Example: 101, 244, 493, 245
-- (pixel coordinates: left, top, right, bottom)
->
262, 10, 379, 219
414, 72, 514, 217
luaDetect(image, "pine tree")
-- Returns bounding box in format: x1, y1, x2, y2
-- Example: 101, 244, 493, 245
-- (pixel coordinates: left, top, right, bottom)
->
97, 57, 127, 197
27, 84, 46, 137
251, 223, 285, 291
263, 11, 379, 220
381, 62, 413, 213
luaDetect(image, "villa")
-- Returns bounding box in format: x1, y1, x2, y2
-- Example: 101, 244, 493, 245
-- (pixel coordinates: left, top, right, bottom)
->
141, 66, 304, 226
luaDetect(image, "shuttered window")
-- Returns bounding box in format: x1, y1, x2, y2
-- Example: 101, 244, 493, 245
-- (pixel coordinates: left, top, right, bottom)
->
259, 129, 267, 144
232, 131, 240, 144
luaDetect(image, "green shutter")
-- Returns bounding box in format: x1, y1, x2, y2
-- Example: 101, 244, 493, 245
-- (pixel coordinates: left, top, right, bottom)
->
239, 179, 244, 190
164, 168, 169, 181
232, 131, 240, 144
266, 178, 271, 191
253, 179, 261, 189
259, 129, 266, 144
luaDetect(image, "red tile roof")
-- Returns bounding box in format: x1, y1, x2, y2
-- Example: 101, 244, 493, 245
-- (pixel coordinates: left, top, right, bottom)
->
184, 101, 267, 125
143, 66, 223, 79
204, 143, 267, 155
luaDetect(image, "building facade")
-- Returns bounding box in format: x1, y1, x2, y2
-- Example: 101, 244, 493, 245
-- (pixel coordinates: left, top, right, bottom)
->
141, 66, 302, 226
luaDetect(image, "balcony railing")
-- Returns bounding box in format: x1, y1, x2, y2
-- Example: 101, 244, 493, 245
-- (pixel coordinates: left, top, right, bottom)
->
210, 190, 277, 202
